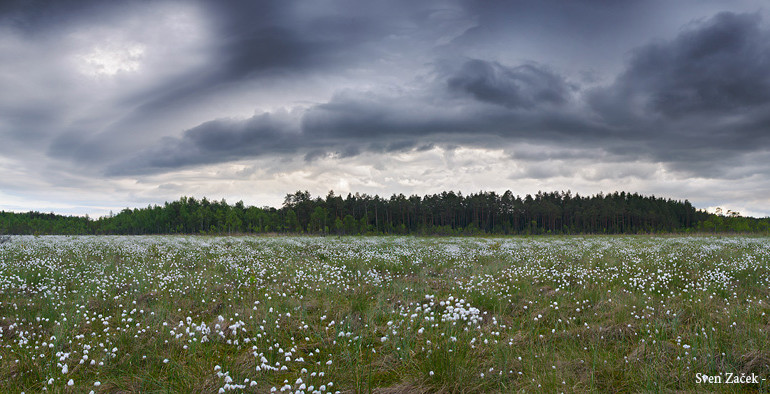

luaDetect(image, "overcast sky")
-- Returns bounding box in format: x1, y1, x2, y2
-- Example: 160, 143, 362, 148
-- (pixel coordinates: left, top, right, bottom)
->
1, 0, 769, 217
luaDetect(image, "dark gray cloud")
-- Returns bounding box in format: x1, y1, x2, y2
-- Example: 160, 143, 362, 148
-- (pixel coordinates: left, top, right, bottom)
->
111, 59, 585, 175
108, 0, 454, 122
113, 9, 770, 178
592, 11, 770, 119
108, 112, 299, 174
0, 0, 116, 34
587, 11, 770, 169
447, 60, 573, 109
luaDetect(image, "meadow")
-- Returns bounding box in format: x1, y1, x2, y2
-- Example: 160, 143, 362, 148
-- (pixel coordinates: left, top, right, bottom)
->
1, 235, 769, 393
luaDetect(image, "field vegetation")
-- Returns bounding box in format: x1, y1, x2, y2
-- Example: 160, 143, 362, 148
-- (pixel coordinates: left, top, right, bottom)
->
1, 235, 769, 392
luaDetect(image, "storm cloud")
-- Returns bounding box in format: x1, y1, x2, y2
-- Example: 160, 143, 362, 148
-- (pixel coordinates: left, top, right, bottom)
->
1, 1, 770, 216
612, 12, 770, 118
447, 60, 573, 109
588, 11, 770, 172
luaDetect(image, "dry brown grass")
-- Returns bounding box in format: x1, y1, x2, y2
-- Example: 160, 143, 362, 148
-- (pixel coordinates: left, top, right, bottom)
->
372, 382, 432, 394
739, 350, 770, 375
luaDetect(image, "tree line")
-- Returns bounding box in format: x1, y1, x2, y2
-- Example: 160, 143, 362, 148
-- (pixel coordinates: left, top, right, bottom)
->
1, 190, 768, 235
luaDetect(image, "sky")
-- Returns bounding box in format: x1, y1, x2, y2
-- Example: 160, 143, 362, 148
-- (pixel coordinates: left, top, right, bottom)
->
1, 0, 769, 217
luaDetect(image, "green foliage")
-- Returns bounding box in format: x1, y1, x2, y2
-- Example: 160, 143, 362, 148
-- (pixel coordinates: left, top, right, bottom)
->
2, 191, 769, 235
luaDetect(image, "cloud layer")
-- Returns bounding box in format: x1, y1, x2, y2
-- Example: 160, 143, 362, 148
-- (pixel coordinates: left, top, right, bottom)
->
1, 1, 769, 216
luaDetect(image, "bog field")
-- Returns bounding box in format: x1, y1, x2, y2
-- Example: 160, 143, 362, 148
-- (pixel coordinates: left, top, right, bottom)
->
1, 235, 769, 393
